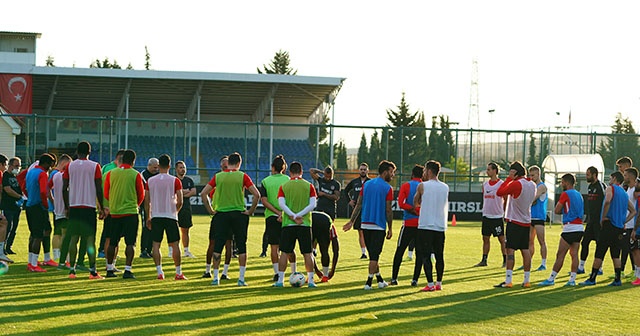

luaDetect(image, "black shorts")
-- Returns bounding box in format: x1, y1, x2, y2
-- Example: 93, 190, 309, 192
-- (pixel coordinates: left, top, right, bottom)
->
26, 205, 50, 239
212, 211, 248, 254
312, 212, 333, 246
353, 215, 362, 230
265, 215, 282, 245
506, 222, 530, 250
416, 228, 446, 257
280, 226, 313, 254
561, 231, 584, 245
363, 229, 386, 261
54, 217, 68, 235
67, 207, 98, 238
151, 217, 180, 244
110, 215, 139, 246
531, 219, 545, 227
594, 220, 623, 260
482, 217, 504, 237
583, 221, 601, 243
178, 208, 193, 229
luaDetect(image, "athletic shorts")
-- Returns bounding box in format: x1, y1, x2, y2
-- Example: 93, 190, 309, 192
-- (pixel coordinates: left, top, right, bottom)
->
561, 231, 584, 245
265, 215, 282, 245
416, 228, 446, 257
482, 216, 504, 237
506, 222, 530, 250
280, 225, 313, 254
212, 211, 248, 254
67, 207, 98, 237
353, 215, 362, 230
110, 215, 139, 246
26, 205, 50, 239
363, 229, 386, 261
312, 212, 332, 246
531, 219, 545, 227
151, 217, 180, 244
594, 220, 623, 260
54, 218, 68, 235
178, 208, 193, 229
583, 221, 601, 243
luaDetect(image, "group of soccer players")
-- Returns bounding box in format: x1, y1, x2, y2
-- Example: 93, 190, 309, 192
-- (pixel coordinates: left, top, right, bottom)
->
478, 157, 640, 288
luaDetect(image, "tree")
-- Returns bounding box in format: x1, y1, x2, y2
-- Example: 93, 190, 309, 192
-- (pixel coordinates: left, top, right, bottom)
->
126, 63, 134, 70
527, 133, 538, 167
334, 140, 348, 170
429, 115, 456, 165
357, 133, 368, 166
144, 45, 151, 70
385, 92, 428, 173
597, 113, 639, 170
45, 55, 55, 67
308, 110, 330, 166
368, 130, 384, 166
446, 155, 469, 181
257, 50, 298, 75
90, 57, 122, 69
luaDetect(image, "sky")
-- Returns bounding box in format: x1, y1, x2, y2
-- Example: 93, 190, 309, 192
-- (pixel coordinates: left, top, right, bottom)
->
4, 1, 640, 147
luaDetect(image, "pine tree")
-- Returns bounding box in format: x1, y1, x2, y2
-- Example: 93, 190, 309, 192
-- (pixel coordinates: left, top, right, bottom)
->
597, 113, 639, 170
368, 130, 384, 166
527, 133, 538, 167
257, 50, 298, 75
45, 55, 55, 67
357, 133, 368, 166
385, 93, 427, 173
144, 45, 151, 70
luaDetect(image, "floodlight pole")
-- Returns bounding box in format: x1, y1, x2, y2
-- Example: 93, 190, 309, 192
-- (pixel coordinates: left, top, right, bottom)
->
124, 93, 129, 149
329, 102, 335, 167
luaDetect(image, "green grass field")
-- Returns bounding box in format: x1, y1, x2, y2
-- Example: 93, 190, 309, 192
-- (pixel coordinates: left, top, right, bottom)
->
1, 214, 637, 335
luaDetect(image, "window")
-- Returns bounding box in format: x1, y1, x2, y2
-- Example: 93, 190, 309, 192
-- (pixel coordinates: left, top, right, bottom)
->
14, 48, 28, 53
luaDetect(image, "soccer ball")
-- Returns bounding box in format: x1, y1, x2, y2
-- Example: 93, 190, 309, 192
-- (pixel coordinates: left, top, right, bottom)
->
289, 272, 306, 287
0, 261, 8, 276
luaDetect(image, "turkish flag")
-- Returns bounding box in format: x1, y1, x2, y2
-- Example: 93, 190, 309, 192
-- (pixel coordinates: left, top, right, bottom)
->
0, 74, 33, 114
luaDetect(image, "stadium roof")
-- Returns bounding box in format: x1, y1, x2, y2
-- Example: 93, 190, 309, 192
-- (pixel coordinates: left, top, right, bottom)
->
0, 64, 345, 121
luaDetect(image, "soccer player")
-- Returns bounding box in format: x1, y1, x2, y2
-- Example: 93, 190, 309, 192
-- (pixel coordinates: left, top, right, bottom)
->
1, 156, 23, 258
63, 142, 105, 279
311, 211, 339, 282
620, 167, 638, 278
25, 153, 56, 272
631, 192, 640, 285
145, 154, 186, 280
0, 153, 13, 264
200, 152, 260, 286
259, 155, 296, 282
175, 160, 196, 258
104, 149, 145, 279
474, 162, 507, 268
343, 163, 371, 259
494, 161, 536, 288
578, 166, 606, 274
390, 164, 424, 286
579, 171, 636, 286
538, 173, 584, 286
414, 160, 449, 292
140, 158, 159, 258
98, 149, 124, 259
343, 160, 396, 290
273, 161, 318, 288
528, 165, 548, 271
48, 154, 71, 266
310, 165, 341, 221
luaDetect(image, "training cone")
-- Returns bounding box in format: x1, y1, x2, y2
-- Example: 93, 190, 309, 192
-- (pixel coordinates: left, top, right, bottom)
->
451, 214, 457, 226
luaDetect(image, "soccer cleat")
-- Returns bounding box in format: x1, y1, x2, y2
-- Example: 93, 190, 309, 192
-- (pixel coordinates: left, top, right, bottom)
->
360, 254, 368, 259
183, 251, 196, 258
139, 252, 152, 258
56, 264, 69, 271
521, 282, 531, 288
564, 280, 576, 287
202, 272, 212, 278
501, 262, 506, 268
435, 284, 442, 291
597, 269, 603, 275
122, 270, 136, 279
494, 281, 512, 288
97, 251, 105, 258
0, 254, 14, 264
157, 273, 165, 280
69, 271, 77, 279
321, 276, 329, 283
237, 280, 248, 287
89, 272, 104, 280
221, 274, 230, 280
308, 282, 317, 288
42, 260, 59, 267
607, 279, 622, 287
211, 279, 219, 286
271, 273, 279, 282
363, 284, 373, 290
537, 279, 555, 286
579, 279, 596, 286
420, 285, 436, 292
259, 252, 267, 258
576, 268, 585, 274
30, 265, 47, 272
390, 279, 398, 286
410, 280, 418, 287
474, 261, 488, 267
631, 278, 640, 286
174, 274, 188, 280
535, 265, 546, 271
272, 282, 284, 287
378, 281, 388, 289
106, 270, 117, 278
